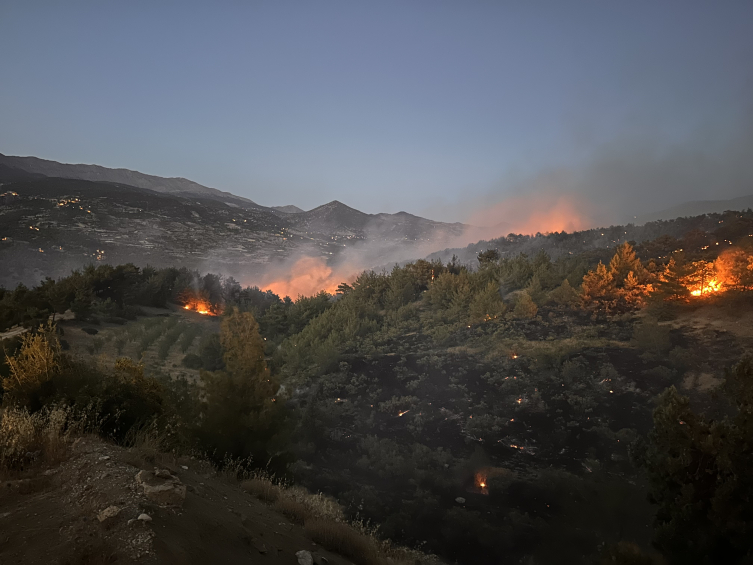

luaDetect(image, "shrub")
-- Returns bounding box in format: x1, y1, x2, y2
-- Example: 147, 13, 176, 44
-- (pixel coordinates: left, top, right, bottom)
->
181, 353, 203, 369
632, 318, 671, 355
0, 405, 81, 473
2, 323, 60, 407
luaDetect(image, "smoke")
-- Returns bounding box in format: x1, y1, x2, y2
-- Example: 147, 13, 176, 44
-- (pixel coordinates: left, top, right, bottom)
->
238, 220, 473, 298
256, 255, 345, 297
427, 105, 753, 235
206, 105, 753, 299
459, 184, 596, 242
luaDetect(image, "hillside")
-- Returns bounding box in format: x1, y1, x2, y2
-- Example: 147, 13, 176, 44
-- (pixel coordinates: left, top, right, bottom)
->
3, 217, 753, 563
428, 209, 753, 267
0, 175, 465, 289
0, 434, 415, 564
0, 153, 261, 210
637, 193, 753, 223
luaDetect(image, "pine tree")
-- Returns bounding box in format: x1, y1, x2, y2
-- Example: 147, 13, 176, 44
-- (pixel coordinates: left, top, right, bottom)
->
608, 242, 643, 284
199, 308, 284, 461
581, 262, 616, 313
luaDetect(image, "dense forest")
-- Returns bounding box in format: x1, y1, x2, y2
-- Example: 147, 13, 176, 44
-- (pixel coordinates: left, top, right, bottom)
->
2, 209, 753, 564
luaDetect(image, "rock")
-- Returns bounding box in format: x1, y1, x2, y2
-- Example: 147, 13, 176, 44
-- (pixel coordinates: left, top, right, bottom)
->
135, 470, 187, 507
296, 550, 314, 565
97, 505, 121, 523
137, 513, 152, 522
455, 497, 466, 504
154, 468, 174, 479
180, 465, 188, 470
253, 540, 267, 554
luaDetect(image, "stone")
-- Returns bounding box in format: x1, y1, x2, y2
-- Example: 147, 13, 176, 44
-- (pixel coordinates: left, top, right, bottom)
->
135, 470, 187, 507
97, 505, 121, 523
296, 550, 314, 565
455, 497, 466, 504
137, 513, 152, 522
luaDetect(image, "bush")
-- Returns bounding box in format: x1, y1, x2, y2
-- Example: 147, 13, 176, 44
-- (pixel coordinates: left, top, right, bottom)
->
632, 318, 671, 355
2, 324, 60, 408
0, 405, 81, 473
181, 353, 203, 369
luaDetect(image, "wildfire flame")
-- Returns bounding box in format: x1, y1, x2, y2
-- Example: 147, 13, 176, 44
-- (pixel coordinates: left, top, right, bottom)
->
689, 279, 722, 297
182, 299, 219, 316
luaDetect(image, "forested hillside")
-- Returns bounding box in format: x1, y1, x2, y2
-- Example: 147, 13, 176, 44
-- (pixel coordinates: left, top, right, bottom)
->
3, 211, 753, 564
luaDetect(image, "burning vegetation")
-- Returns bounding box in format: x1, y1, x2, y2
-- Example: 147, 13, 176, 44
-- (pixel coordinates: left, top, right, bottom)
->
180, 291, 221, 316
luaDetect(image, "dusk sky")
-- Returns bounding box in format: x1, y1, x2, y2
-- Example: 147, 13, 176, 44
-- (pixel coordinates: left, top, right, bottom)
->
2, 1, 752, 224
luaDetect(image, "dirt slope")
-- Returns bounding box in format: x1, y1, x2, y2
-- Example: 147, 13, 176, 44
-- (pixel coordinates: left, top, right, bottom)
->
0, 436, 353, 564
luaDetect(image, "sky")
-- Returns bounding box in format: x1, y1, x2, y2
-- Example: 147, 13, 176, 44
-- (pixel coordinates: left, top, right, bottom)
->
1, 1, 752, 225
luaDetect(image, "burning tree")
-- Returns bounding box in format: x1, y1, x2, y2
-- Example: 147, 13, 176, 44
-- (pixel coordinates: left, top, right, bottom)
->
714, 249, 753, 292
682, 260, 719, 297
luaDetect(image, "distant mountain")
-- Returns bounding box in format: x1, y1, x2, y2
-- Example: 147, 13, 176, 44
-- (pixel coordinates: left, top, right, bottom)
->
0, 163, 46, 184
638, 194, 753, 223
0, 153, 260, 210
0, 153, 466, 240
0, 174, 467, 288
271, 205, 305, 214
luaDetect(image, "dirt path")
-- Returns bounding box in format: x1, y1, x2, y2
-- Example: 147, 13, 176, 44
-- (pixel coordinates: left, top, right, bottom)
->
0, 437, 352, 564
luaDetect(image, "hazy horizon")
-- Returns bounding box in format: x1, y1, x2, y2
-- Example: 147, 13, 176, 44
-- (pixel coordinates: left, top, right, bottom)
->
2, 1, 753, 229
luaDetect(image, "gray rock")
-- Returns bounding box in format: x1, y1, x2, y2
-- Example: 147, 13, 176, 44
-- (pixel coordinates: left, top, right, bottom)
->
135, 470, 186, 507
97, 505, 121, 523
137, 513, 152, 522
296, 550, 314, 565
455, 497, 466, 504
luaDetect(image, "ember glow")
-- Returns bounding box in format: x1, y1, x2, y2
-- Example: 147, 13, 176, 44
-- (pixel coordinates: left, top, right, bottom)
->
474, 471, 489, 495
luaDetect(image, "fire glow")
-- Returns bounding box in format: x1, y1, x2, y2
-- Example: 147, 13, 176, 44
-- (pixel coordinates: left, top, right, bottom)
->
689, 279, 722, 297
474, 471, 489, 495
182, 299, 219, 316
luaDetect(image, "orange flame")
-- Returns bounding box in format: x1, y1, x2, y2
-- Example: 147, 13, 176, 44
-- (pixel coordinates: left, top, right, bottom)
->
182, 299, 219, 316
689, 279, 722, 297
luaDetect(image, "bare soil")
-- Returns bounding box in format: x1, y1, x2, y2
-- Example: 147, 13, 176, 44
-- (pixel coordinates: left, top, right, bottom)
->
0, 436, 354, 565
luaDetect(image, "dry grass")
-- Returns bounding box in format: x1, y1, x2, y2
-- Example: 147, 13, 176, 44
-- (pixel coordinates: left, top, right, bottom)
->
121, 423, 177, 469
240, 472, 437, 565
305, 519, 384, 565
241, 477, 282, 503
0, 405, 83, 475
274, 497, 312, 524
